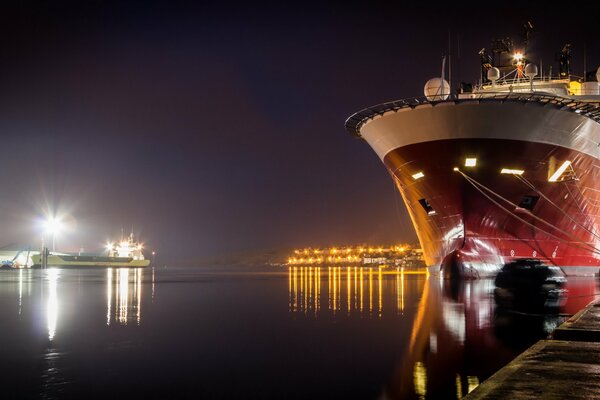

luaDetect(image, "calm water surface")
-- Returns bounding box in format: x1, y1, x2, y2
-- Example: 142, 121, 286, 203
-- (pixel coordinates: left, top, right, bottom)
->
0, 266, 597, 399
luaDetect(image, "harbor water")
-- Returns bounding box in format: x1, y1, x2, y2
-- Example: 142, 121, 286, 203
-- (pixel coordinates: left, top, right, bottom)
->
0, 266, 597, 399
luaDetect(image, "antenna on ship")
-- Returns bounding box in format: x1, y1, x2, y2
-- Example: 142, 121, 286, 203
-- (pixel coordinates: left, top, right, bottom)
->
583, 43, 587, 82
448, 30, 452, 95
441, 55, 446, 88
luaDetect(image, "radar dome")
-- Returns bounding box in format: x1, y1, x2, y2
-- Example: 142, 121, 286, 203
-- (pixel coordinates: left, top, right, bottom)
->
525, 63, 538, 79
487, 67, 500, 82
424, 78, 450, 101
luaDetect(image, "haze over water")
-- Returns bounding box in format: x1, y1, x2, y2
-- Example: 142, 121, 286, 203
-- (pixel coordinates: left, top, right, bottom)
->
0, 266, 597, 399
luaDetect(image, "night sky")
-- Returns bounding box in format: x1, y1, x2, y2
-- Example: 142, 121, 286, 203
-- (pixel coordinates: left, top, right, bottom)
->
0, 1, 597, 262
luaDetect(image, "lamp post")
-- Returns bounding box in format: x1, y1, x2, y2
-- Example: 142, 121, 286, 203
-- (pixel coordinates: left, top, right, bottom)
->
44, 217, 63, 253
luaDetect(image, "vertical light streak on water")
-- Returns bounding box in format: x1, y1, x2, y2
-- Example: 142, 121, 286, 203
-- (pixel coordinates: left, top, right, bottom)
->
18, 268, 23, 316
456, 374, 463, 399
401, 267, 405, 312
347, 267, 351, 315
288, 267, 292, 312
378, 266, 383, 318
414, 361, 427, 398
302, 267, 308, 314
328, 267, 332, 311
292, 267, 298, 310
337, 267, 341, 313
315, 267, 320, 316
47, 269, 59, 341
360, 267, 364, 314
293, 267, 298, 312
132, 268, 137, 313
369, 268, 373, 316
106, 268, 113, 326
288, 267, 294, 312
151, 267, 155, 302
136, 268, 142, 325
300, 267, 304, 311
308, 267, 313, 310
329, 267, 335, 315
396, 267, 401, 314
354, 266, 358, 311
119, 268, 129, 324
331, 267, 336, 316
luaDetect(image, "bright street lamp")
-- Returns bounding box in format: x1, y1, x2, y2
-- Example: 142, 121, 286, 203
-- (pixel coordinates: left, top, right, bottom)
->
43, 217, 63, 252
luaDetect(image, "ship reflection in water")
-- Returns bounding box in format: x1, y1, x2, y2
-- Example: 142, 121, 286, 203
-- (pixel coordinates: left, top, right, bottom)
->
289, 266, 598, 399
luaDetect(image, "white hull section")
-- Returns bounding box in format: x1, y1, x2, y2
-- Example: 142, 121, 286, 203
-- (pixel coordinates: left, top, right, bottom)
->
360, 100, 600, 161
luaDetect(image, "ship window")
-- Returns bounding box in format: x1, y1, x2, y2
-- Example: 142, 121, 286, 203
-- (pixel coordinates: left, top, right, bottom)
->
518, 195, 539, 211
418, 199, 436, 215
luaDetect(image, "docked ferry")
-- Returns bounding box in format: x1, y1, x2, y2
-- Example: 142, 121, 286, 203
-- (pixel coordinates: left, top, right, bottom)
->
346, 33, 600, 278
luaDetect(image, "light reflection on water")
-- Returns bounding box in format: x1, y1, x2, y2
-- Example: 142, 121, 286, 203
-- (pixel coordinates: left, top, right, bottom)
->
0, 266, 597, 399
287, 266, 599, 399
46, 269, 59, 341
288, 266, 426, 317
105, 267, 144, 326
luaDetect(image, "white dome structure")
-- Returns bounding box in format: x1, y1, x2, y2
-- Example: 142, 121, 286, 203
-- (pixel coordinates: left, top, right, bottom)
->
525, 63, 538, 79
487, 67, 500, 82
424, 78, 450, 101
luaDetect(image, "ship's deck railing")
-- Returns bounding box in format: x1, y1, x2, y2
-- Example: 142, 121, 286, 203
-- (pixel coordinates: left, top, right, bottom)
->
345, 92, 600, 137
476, 75, 586, 89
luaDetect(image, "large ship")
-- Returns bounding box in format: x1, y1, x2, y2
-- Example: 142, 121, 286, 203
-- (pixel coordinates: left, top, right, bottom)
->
31, 233, 150, 268
346, 30, 600, 279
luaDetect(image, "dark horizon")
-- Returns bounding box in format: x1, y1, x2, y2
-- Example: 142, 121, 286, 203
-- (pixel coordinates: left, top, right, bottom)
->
0, 1, 597, 262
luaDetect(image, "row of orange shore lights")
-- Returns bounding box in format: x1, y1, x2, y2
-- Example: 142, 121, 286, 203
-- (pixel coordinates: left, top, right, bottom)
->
286, 244, 424, 266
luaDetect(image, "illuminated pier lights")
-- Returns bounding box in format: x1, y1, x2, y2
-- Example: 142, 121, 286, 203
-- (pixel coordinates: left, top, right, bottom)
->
106, 268, 144, 326
287, 245, 424, 267
288, 266, 427, 317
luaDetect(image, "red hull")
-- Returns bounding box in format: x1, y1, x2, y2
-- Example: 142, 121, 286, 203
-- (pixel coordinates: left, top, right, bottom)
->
384, 138, 600, 278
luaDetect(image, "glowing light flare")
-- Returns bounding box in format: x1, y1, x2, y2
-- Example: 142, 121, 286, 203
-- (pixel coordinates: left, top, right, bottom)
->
43, 217, 63, 235
465, 158, 477, 167
412, 171, 425, 180
549, 160, 572, 182
500, 168, 525, 175
513, 52, 524, 61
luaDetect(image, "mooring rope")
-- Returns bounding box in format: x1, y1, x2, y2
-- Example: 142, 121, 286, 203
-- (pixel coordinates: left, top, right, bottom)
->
456, 169, 600, 257
514, 174, 600, 242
